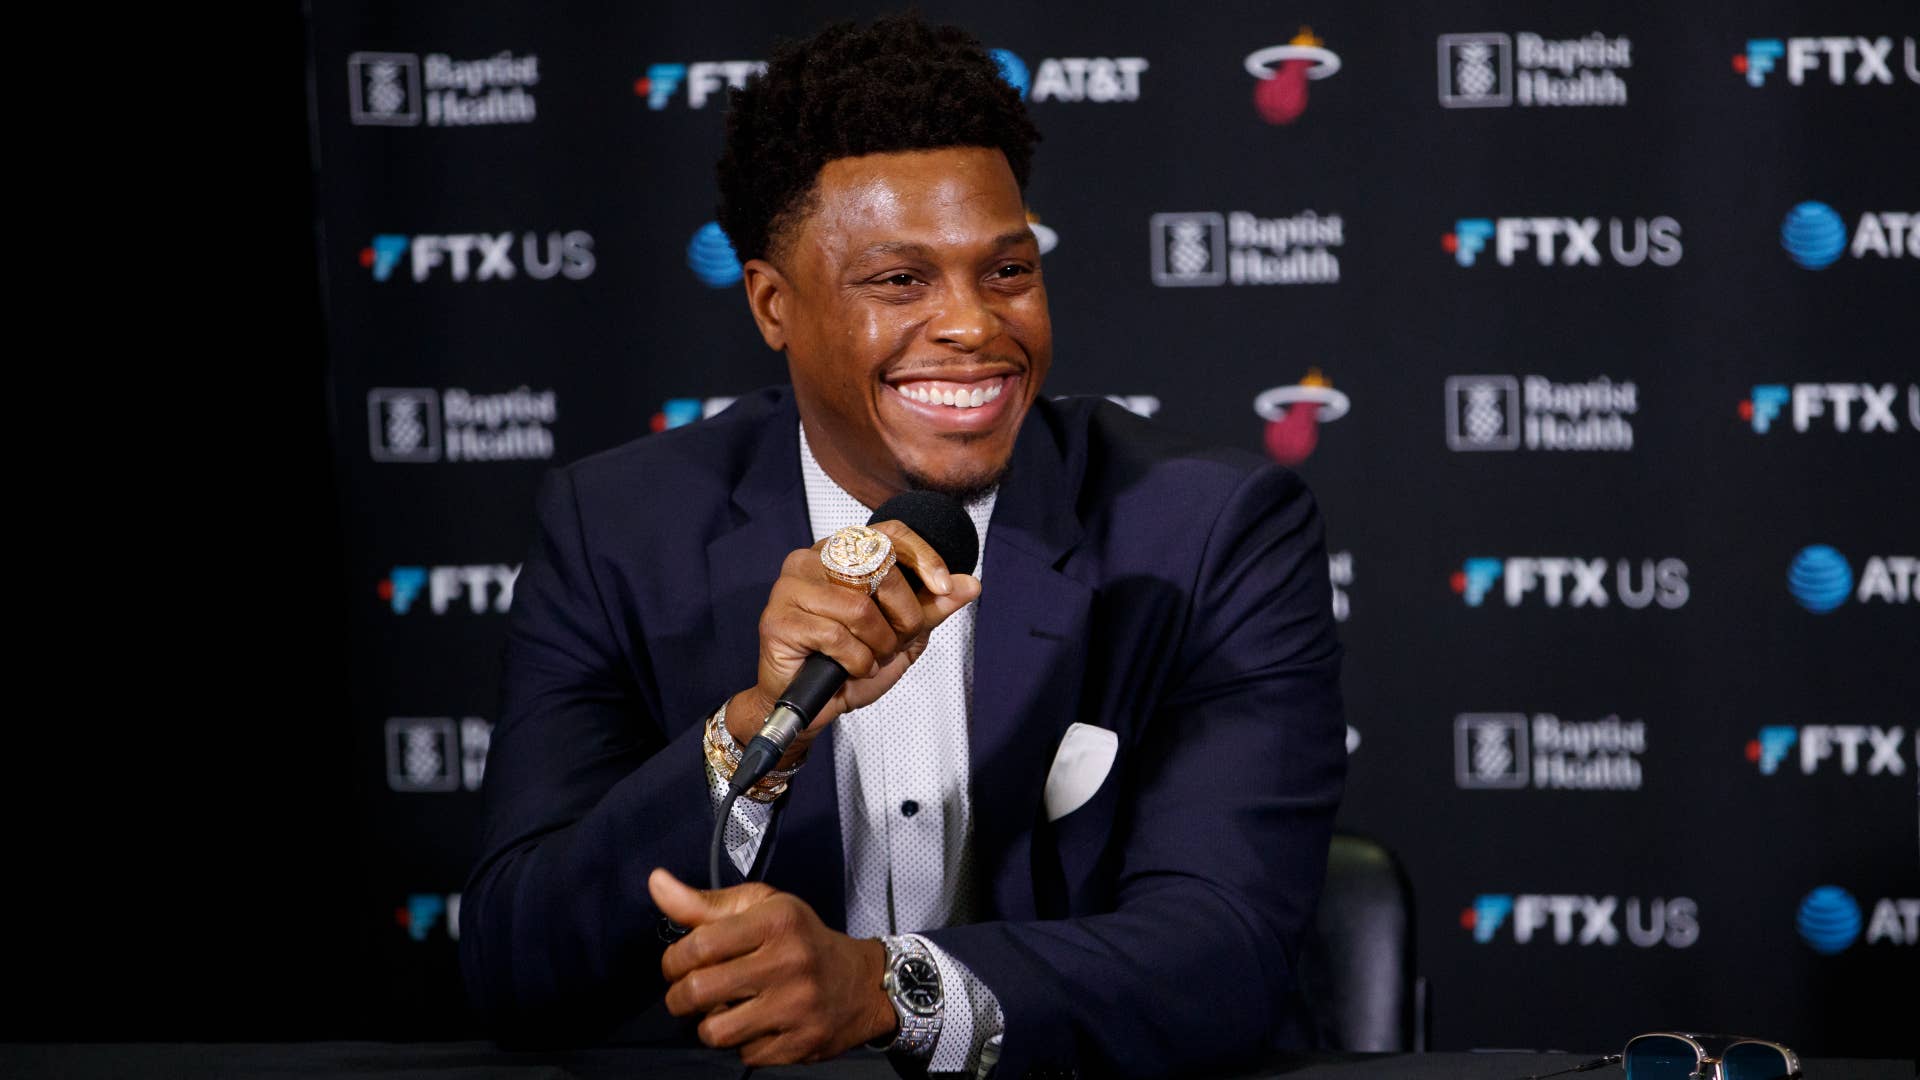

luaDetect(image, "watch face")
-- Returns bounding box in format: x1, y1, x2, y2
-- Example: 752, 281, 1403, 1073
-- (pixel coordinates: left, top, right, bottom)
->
895, 956, 941, 1015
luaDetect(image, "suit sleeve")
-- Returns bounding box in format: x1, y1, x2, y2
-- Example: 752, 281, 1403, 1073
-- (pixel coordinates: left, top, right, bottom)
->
921, 465, 1346, 1079
458, 466, 755, 1044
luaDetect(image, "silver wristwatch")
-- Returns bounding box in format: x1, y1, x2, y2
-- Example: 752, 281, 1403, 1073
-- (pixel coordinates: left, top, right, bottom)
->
876, 934, 944, 1057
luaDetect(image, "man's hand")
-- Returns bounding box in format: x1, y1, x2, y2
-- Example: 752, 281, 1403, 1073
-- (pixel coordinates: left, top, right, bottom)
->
652, 868, 897, 1066
728, 519, 983, 759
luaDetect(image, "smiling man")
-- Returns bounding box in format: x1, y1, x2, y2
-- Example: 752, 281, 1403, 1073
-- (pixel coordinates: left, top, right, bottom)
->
462, 16, 1346, 1079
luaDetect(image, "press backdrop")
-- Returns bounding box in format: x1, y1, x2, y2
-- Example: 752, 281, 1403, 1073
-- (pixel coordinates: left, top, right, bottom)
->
304, 0, 1920, 1054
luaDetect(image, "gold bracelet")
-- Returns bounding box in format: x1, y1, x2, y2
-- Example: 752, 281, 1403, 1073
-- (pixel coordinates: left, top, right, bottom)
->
704, 702, 801, 802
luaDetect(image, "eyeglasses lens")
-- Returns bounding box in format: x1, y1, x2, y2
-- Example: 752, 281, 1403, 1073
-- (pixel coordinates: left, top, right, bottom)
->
1625, 1035, 1699, 1080
1721, 1042, 1793, 1080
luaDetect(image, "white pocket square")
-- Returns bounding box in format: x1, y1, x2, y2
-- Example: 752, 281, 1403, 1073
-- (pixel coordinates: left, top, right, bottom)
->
1043, 722, 1118, 823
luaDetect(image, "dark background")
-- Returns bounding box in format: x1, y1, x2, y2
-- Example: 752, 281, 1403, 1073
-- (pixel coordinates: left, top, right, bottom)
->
13, 0, 1913, 1058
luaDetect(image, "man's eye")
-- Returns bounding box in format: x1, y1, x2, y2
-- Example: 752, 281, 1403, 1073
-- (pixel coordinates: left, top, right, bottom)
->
994, 264, 1030, 278
883, 274, 920, 287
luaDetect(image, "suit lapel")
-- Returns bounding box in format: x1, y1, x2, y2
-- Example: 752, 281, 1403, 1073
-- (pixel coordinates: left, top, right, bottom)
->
702, 396, 849, 927
969, 403, 1092, 922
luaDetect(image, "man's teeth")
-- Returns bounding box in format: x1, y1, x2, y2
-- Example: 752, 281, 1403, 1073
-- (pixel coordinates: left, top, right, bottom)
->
897, 381, 1004, 408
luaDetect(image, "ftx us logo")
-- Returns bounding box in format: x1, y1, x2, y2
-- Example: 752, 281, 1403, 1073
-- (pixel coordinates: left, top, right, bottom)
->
1462, 894, 1698, 948
1748, 725, 1909, 776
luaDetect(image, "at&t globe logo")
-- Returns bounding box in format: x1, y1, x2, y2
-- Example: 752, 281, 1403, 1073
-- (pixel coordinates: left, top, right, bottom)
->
1796, 886, 1862, 955
1787, 544, 1852, 612
1780, 201, 1847, 269
688, 222, 742, 287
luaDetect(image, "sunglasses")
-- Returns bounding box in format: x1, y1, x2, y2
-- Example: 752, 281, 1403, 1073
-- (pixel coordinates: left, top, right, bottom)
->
1522, 1032, 1802, 1080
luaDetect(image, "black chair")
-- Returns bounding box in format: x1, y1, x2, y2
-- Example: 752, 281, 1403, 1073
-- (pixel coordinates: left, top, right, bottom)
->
1300, 833, 1429, 1052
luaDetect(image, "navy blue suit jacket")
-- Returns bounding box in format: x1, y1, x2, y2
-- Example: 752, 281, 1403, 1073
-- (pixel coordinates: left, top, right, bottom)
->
461, 386, 1346, 1078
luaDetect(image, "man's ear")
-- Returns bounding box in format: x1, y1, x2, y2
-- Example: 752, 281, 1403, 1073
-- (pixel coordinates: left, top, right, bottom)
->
741, 258, 790, 353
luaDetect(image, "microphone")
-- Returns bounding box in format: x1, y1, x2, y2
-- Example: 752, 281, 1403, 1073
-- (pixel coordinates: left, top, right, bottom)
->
730, 491, 980, 797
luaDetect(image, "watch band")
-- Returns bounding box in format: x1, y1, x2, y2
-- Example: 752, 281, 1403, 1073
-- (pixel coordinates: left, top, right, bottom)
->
875, 934, 943, 1058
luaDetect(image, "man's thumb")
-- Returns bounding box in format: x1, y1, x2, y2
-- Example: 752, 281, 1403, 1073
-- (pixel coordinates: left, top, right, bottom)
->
649, 867, 773, 925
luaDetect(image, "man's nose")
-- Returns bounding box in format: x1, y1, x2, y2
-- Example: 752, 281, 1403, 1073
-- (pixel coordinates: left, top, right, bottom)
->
929, 285, 998, 351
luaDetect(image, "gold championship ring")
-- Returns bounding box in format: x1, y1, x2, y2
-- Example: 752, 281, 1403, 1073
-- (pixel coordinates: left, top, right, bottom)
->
820, 525, 897, 595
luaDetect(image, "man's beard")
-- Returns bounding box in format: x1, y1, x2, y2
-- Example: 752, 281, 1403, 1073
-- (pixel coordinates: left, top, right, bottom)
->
904, 458, 1010, 507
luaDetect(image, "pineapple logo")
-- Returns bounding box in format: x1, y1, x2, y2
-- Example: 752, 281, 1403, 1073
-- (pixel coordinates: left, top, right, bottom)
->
1438, 34, 1512, 107
348, 52, 422, 125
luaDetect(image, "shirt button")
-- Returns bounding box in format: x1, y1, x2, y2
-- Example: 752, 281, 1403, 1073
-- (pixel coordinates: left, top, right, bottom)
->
900, 800, 920, 817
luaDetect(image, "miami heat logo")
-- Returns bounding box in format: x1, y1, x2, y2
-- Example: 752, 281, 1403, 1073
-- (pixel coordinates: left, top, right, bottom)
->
1244, 28, 1342, 125
1253, 368, 1349, 465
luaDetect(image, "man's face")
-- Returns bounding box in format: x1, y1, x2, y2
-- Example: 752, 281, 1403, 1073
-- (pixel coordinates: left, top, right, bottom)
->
764, 145, 1051, 507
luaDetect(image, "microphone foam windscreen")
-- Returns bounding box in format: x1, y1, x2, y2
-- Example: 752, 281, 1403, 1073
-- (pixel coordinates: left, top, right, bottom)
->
868, 491, 979, 577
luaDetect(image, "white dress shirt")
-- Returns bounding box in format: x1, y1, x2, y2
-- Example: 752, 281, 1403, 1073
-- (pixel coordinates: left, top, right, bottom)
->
704, 423, 1005, 1076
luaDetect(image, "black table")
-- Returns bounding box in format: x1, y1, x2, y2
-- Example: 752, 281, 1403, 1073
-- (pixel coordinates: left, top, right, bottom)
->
3, 1044, 1911, 1080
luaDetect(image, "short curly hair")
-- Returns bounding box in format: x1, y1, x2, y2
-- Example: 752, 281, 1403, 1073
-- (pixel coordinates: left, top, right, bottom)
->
715, 14, 1042, 266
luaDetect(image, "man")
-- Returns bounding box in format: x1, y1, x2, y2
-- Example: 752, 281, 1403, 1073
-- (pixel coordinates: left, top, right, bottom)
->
461, 15, 1345, 1078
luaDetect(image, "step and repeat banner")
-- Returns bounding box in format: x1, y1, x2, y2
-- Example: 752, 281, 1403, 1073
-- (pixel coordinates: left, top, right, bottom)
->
306, 0, 1918, 1052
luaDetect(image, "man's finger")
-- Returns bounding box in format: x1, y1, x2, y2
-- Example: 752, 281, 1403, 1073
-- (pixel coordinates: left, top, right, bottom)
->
661, 895, 803, 982
695, 988, 786, 1050
872, 521, 952, 595
917, 573, 982, 630
648, 868, 774, 928
663, 947, 782, 1017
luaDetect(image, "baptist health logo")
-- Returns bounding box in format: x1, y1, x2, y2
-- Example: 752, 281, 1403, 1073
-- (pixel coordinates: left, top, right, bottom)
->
348, 51, 538, 126
989, 49, 1147, 103
1454, 557, 1689, 609
1796, 887, 1920, 955
1151, 211, 1342, 286
1438, 32, 1631, 108
1446, 375, 1637, 452
1779, 202, 1918, 269
1735, 36, 1919, 87
386, 717, 491, 793
1253, 369, 1349, 466
1243, 28, 1340, 125
1445, 216, 1680, 267
1749, 725, 1910, 778
380, 565, 519, 615
368, 387, 556, 463
1463, 894, 1697, 948
362, 232, 595, 283
1456, 713, 1645, 791
1785, 545, 1917, 612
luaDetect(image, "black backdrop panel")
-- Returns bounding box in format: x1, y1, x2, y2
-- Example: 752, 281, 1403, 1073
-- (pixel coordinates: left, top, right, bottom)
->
306, 0, 1920, 1052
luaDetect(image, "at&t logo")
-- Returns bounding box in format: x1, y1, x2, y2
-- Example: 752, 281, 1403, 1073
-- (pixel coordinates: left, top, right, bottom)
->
1748, 725, 1910, 777
688, 222, 742, 287
1243, 28, 1340, 125
989, 49, 1148, 103
1463, 894, 1698, 948
379, 565, 520, 615
1453, 557, 1689, 609
1445, 216, 1680, 267
1734, 36, 1919, 87
1796, 886, 1919, 955
1253, 368, 1348, 466
1785, 545, 1917, 612
1741, 382, 1919, 434
1779, 202, 1918, 269
361, 232, 594, 283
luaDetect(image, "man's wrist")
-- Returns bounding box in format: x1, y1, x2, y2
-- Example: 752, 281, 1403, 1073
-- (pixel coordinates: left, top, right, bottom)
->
858, 937, 898, 1048
726, 687, 811, 769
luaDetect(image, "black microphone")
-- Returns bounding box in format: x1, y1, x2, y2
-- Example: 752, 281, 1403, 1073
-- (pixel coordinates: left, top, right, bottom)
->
729, 491, 980, 797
